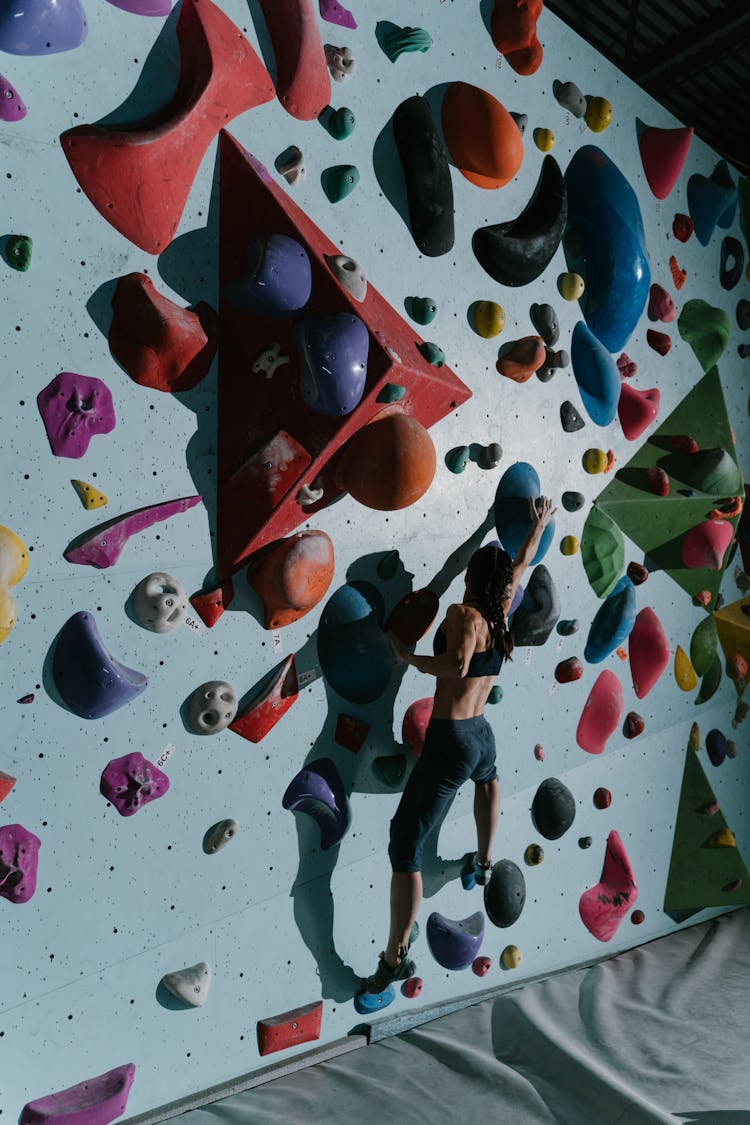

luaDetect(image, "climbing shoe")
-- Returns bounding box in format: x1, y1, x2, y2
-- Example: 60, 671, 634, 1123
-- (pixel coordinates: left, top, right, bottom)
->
364, 951, 416, 995
472, 854, 493, 886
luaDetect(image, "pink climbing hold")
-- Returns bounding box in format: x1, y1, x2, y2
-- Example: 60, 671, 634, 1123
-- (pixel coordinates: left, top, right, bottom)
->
64, 496, 202, 569
616, 353, 637, 379
629, 606, 670, 699
472, 956, 492, 977
19, 1063, 136, 1125
0, 74, 27, 121
647, 283, 676, 323
37, 371, 116, 459
402, 977, 423, 998
638, 122, 693, 200
576, 669, 624, 755
534, 743, 545, 761
618, 382, 660, 441
402, 697, 433, 756
100, 753, 169, 816
579, 830, 638, 942
319, 0, 357, 29
0, 823, 40, 903
682, 519, 734, 570
647, 466, 669, 496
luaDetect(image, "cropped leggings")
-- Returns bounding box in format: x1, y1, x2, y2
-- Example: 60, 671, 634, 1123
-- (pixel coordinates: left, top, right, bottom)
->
388, 715, 497, 873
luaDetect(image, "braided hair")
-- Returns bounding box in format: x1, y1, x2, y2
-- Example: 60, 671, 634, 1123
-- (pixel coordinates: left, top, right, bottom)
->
465, 544, 515, 661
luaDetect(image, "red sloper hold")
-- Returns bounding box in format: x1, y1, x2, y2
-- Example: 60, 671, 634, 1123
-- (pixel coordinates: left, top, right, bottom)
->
638, 123, 693, 200
385, 588, 440, 646
629, 606, 670, 699
579, 830, 638, 942
0, 771, 16, 803
555, 656, 583, 683
618, 382, 660, 441
257, 1000, 323, 1056
672, 213, 694, 242
258, 0, 330, 121
189, 580, 234, 628
60, 0, 275, 254
402, 697, 433, 755
491, 0, 544, 75
109, 273, 218, 393
229, 654, 299, 743
334, 713, 370, 752
647, 329, 671, 356
247, 530, 335, 629
216, 132, 472, 576
682, 519, 735, 570
576, 669, 624, 755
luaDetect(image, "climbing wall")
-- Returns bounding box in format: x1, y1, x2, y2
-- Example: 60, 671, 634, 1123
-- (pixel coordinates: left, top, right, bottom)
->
2, 0, 750, 1117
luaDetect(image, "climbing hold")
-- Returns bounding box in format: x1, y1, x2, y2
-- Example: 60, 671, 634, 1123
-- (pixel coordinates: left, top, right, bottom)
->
52, 611, 147, 719
132, 572, 188, 634
485, 859, 526, 928
477, 443, 503, 470
335, 414, 436, 511
524, 843, 544, 866
0, 525, 29, 645
282, 758, 350, 849
354, 985, 395, 1014
252, 342, 290, 379
682, 520, 734, 570
706, 827, 736, 848
0, 75, 26, 123
334, 713, 369, 753
583, 449, 608, 475
386, 588, 439, 646
584, 576, 636, 664
648, 284, 676, 323
671, 434, 700, 456
0, 823, 40, 903
672, 213, 694, 242
402, 977, 423, 998
373, 754, 407, 787
319, 0, 356, 29
536, 347, 569, 383
510, 111, 528, 135
393, 94, 453, 256
186, 682, 238, 736
19, 1065, 136, 1125
472, 956, 492, 977
427, 911, 484, 969
530, 303, 559, 345
0, 772, 16, 804
533, 743, 544, 761
696, 654, 722, 704
710, 497, 743, 521
560, 536, 579, 556
532, 777, 576, 839
624, 711, 644, 739
17, 694, 34, 705
296, 313, 368, 415
637, 121, 693, 200
555, 656, 583, 684
380, 24, 432, 62
629, 607, 669, 698
64, 496, 202, 569
561, 491, 584, 512
443, 80, 525, 191
402, 697, 432, 756
322, 163, 360, 202
318, 583, 392, 704
37, 371, 115, 459
584, 96, 612, 133
247, 531, 334, 629
706, 729, 728, 767
579, 836, 592, 849
162, 962, 212, 1007
109, 273, 217, 393
687, 159, 737, 246
720, 236, 744, 290
446, 447, 470, 475
647, 467, 669, 496
275, 144, 305, 186
472, 301, 505, 339
666, 447, 741, 497
736, 299, 750, 331
501, 945, 522, 970
558, 272, 584, 301
494, 462, 555, 561
618, 383, 660, 442
690, 615, 718, 678
100, 752, 169, 816
324, 105, 356, 140
579, 830, 637, 942
627, 562, 648, 585
647, 329, 671, 356
497, 336, 545, 383
472, 156, 567, 286
324, 43, 356, 81
617, 353, 637, 379
510, 565, 560, 646
229, 655, 299, 743
674, 645, 697, 691
257, 1000, 324, 1055
202, 818, 238, 854
490, 0, 543, 75
408, 296, 438, 326
0, 0, 87, 54
377, 383, 406, 404
727, 739, 739, 758
417, 341, 446, 367
189, 580, 234, 629
677, 299, 732, 372
669, 254, 687, 290
553, 79, 586, 118
70, 480, 108, 510
593, 787, 612, 809
581, 506, 624, 597
576, 669, 624, 754
6, 234, 32, 271
571, 321, 621, 427
533, 128, 555, 152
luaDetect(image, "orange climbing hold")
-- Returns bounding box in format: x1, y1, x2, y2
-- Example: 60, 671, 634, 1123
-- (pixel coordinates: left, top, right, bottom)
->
496, 336, 546, 383
669, 255, 687, 290
709, 497, 743, 520
335, 413, 437, 510
441, 82, 524, 190
189, 580, 234, 628
490, 0, 543, 75
247, 530, 334, 629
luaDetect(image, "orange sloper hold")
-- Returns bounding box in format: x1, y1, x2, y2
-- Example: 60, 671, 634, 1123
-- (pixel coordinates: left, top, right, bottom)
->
109, 273, 217, 393
60, 0, 275, 253
441, 82, 524, 190
247, 530, 335, 629
334, 413, 437, 510
497, 336, 546, 383
638, 122, 694, 200
576, 669, 624, 754
491, 0, 544, 75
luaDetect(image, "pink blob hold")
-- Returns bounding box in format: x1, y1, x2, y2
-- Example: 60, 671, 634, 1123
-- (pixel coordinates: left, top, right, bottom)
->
0, 823, 41, 904
319, 0, 357, 29
37, 371, 116, 458
402, 697, 433, 756
106, 0, 172, 12
618, 382, 660, 441
647, 283, 676, 323
472, 955, 492, 977
576, 670, 624, 755
682, 519, 734, 570
100, 752, 169, 817
579, 830, 637, 942
402, 976, 423, 998
638, 123, 693, 200
0, 74, 27, 121
616, 352, 637, 378
533, 743, 545, 761
629, 607, 669, 699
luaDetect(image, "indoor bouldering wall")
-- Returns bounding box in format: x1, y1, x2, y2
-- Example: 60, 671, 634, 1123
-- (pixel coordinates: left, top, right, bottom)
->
2, 0, 750, 1118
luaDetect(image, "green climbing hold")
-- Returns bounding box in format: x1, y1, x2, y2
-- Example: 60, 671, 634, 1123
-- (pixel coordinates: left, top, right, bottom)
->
381, 24, 433, 63
323, 106, 356, 140
373, 753, 407, 787
696, 653, 722, 704
322, 164, 360, 203
690, 615, 719, 678
408, 296, 438, 325
667, 448, 742, 497
581, 506, 625, 598
377, 550, 400, 580
487, 685, 503, 704
677, 299, 732, 373
377, 383, 406, 404
417, 341, 445, 367
6, 234, 32, 272
446, 446, 470, 474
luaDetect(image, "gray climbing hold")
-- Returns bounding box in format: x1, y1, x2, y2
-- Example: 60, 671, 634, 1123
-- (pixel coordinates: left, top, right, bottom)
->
484, 859, 526, 928
477, 442, 502, 470
510, 111, 528, 135
202, 818, 238, 854
296, 482, 325, 506
536, 347, 569, 382
560, 400, 585, 432
736, 298, 750, 331
186, 681, 238, 735
530, 302, 559, 345
133, 572, 188, 633
161, 961, 212, 1007
531, 777, 576, 840
324, 254, 367, 302
562, 491, 585, 512
557, 618, 579, 635
553, 79, 587, 118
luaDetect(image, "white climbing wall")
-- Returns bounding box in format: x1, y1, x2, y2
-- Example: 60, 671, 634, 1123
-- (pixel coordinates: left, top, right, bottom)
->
1, 0, 749, 1117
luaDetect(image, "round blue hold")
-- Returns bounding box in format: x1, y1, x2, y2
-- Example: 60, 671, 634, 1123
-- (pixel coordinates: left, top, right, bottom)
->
493, 462, 555, 562
354, 984, 396, 1015
571, 320, 621, 427
583, 576, 636, 663
318, 583, 393, 704
226, 233, 312, 318
295, 312, 369, 416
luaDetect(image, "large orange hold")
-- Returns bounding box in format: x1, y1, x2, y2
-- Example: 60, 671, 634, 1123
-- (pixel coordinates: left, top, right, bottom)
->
335, 413, 436, 510
247, 530, 334, 629
441, 82, 524, 190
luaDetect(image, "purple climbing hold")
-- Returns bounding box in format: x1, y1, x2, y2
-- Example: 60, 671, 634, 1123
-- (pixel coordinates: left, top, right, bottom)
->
51, 611, 148, 720
63, 496, 202, 569
706, 728, 728, 767
720, 236, 744, 291
282, 758, 351, 849
37, 372, 115, 459
226, 233, 312, 318
100, 752, 169, 817
20, 1063, 136, 1125
319, 0, 357, 29
0, 0, 87, 55
295, 312, 369, 416
426, 911, 484, 970
0, 74, 27, 120
105, 0, 171, 13
0, 823, 41, 904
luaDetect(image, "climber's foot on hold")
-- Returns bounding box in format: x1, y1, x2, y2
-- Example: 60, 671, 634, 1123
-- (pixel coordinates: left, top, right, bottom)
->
473, 854, 492, 886
364, 949, 416, 994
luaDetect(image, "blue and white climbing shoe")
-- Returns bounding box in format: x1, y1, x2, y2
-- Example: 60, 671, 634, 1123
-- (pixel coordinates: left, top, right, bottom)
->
472, 855, 493, 887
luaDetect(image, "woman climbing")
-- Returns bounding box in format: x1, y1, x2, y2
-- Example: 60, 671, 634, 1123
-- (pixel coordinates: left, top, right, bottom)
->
364, 496, 556, 994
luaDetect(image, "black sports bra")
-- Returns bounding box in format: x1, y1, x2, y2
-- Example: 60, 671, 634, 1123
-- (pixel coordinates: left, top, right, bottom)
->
432, 626, 504, 677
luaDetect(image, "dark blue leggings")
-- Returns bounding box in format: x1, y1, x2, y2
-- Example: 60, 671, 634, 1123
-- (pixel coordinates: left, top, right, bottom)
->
389, 716, 497, 873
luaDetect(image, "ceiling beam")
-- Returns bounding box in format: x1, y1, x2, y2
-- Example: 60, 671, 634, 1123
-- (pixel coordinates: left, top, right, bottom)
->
633, 0, 750, 85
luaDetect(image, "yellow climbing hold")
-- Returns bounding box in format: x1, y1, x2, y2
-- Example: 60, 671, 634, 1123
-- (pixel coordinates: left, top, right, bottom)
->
0, 525, 29, 644
71, 480, 109, 509
473, 300, 505, 339
533, 127, 555, 152
501, 944, 522, 969
584, 96, 613, 132
524, 843, 544, 866
557, 272, 585, 301
582, 448, 608, 474
688, 722, 701, 752
706, 827, 736, 848
560, 535, 579, 556
674, 645, 697, 691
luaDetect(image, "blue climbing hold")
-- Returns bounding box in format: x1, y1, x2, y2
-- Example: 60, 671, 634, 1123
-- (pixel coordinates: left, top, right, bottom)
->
426, 911, 484, 970
687, 160, 737, 247
226, 233, 312, 318
317, 582, 393, 703
51, 611, 148, 720
282, 757, 351, 849
571, 320, 621, 426
584, 576, 636, 664
354, 984, 396, 1014
493, 462, 555, 561
295, 313, 369, 416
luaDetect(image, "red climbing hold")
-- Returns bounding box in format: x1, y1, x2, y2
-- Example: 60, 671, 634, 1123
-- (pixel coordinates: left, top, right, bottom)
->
631, 909, 645, 925
0, 771, 16, 804
618, 382, 660, 441
593, 787, 612, 809
647, 466, 669, 496
629, 606, 670, 698
496, 336, 546, 383
472, 956, 492, 977
624, 711, 644, 739
647, 329, 671, 356
403, 697, 433, 755
626, 561, 649, 585
189, 580, 234, 628
638, 123, 693, 200
385, 588, 440, 646
229, 655, 299, 743
682, 519, 734, 570
555, 656, 583, 683
403, 977, 424, 998
579, 830, 638, 941
490, 0, 544, 75
258, 0, 330, 121
669, 255, 687, 290
257, 1000, 323, 1056
672, 213, 694, 242
647, 283, 676, 323
576, 670, 624, 755
335, 713, 370, 752
670, 434, 699, 455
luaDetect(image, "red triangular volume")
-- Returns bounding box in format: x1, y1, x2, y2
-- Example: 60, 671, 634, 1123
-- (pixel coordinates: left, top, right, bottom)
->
638, 122, 694, 201
216, 130, 472, 576
60, 0, 275, 253
229, 654, 299, 743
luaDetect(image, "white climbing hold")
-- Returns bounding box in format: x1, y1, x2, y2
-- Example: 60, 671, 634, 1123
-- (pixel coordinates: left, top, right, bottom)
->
252, 342, 289, 379
161, 961, 212, 1007
324, 254, 367, 302
296, 483, 325, 506
133, 572, 188, 634
325, 44, 357, 81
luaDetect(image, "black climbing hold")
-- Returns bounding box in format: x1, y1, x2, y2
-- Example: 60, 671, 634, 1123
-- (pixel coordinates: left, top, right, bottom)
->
510, 565, 560, 646
532, 777, 576, 840
556, 618, 579, 635
530, 302, 560, 345
560, 400, 585, 432
562, 490, 585, 512
484, 859, 526, 928
393, 94, 454, 257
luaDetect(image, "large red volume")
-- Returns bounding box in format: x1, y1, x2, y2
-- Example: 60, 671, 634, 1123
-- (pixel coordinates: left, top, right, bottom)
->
60, 0, 275, 253
258, 0, 330, 121
216, 131, 472, 576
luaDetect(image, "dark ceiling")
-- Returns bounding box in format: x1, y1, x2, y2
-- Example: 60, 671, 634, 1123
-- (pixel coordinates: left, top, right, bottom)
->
544, 0, 750, 174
